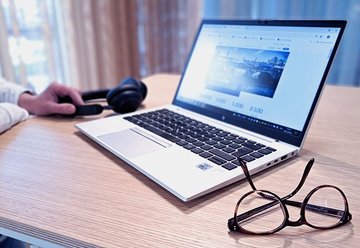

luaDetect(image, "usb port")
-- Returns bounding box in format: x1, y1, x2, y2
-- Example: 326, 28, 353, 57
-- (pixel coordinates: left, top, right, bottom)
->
281, 155, 288, 160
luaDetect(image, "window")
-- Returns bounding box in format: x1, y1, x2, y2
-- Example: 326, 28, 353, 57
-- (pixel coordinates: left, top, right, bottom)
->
0, 0, 64, 93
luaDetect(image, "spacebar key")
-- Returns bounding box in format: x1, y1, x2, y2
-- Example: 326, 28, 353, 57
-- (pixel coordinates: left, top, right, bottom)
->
144, 126, 180, 142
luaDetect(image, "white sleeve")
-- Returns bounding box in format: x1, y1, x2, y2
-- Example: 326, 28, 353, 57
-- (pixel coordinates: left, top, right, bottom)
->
0, 103, 29, 134
0, 77, 28, 104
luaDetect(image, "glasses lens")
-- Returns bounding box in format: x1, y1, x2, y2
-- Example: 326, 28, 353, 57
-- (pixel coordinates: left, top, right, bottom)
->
235, 190, 285, 234
305, 186, 346, 228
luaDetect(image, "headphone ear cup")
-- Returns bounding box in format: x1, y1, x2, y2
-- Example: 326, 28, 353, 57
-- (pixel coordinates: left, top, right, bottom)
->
106, 77, 147, 114
106, 84, 143, 113
139, 81, 148, 100
118, 77, 147, 100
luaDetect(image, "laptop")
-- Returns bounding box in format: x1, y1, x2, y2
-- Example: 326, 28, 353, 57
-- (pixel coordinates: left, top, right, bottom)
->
76, 20, 346, 201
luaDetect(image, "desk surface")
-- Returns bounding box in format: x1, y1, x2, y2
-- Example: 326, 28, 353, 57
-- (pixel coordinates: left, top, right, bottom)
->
1, 74, 359, 247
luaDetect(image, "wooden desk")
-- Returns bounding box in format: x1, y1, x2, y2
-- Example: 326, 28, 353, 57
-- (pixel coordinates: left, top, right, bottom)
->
0, 74, 359, 247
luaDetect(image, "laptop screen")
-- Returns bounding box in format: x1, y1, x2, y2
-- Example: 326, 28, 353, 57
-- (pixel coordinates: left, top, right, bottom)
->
173, 20, 346, 147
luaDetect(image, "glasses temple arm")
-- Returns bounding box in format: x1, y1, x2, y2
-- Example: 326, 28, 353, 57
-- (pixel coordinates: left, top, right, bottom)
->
283, 158, 315, 200
238, 157, 257, 191
238, 157, 315, 196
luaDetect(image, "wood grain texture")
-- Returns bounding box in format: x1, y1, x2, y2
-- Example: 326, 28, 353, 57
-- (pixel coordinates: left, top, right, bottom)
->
0, 74, 359, 247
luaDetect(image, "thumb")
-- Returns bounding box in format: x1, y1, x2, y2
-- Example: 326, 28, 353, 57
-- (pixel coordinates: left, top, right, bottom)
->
47, 102, 76, 115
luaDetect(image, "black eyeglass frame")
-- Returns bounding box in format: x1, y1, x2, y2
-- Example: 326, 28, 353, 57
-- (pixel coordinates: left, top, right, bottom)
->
228, 158, 352, 234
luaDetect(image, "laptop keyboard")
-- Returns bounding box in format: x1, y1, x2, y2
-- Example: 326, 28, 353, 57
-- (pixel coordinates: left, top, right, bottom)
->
124, 109, 276, 171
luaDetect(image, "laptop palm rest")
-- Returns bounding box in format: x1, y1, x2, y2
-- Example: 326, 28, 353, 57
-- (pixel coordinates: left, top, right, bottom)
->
98, 128, 169, 159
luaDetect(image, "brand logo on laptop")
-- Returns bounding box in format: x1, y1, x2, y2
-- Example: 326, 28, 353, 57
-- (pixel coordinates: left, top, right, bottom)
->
196, 163, 213, 171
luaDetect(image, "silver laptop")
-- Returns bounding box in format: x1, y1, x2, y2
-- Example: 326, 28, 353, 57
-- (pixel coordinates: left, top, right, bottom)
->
76, 20, 346, 201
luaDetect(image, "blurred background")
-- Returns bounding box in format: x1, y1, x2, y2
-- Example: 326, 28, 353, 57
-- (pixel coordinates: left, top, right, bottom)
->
0, 0, 359, 93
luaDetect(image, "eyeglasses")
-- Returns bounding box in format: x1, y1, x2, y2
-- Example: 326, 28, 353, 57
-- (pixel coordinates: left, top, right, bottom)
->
228, 158, 352, 235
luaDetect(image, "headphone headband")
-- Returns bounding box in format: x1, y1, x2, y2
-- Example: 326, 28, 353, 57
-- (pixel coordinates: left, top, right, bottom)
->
81, 89, 110, 101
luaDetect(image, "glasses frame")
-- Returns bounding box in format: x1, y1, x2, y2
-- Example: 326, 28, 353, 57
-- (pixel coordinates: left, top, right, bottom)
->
228, 158, 352, 234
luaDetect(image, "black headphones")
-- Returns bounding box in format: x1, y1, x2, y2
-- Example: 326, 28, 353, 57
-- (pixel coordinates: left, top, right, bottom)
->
60, 77, 147, 116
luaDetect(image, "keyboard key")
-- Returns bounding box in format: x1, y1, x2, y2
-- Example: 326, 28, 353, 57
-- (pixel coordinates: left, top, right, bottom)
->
143, 125, 180, 142
226, 134, 237, 140
176, 140, 188, 146
209, 149, 236, 161
183, 144, 196, 150
250, 152, 264, 158
222, 163, 237, 170
229, 143, 241, 149
220, 140, 232, 145
185, 137, 197, 143
233, 138, 246, 144
199, 152, 212, 158
205, 140, 217, 145
232, 147, 252, 157
192, 141, 205, 147
258, 149, 273, 155
214, 143, 226, 149
266, 147, 277, 152
198, 137, 209, 142
222, 147, 235, 153
212, 136, 224, 142
231, 159, 240, 166
241, 155, 256, 162
204, 133, 216, 139
217, 132, 229, 137
200, 144, 213, 151
124, 116, 134, 122
242, 142, 263, 151
191, 148, 204, 154
208, 156, 227, 165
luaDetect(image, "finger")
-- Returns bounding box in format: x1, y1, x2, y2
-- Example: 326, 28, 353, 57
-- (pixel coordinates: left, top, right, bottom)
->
52, 83, 84, 105
47, 102, 76, 115
67, 90, 84, 106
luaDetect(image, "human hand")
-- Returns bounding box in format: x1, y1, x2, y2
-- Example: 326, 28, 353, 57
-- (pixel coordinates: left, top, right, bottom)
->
18, 82, 84, 116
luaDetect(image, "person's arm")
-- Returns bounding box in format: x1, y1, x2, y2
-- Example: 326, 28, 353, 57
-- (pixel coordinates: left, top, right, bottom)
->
0, 78, 83, 133
18, 82, 83, 116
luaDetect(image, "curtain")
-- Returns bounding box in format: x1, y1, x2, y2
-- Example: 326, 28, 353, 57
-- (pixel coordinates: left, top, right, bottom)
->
138, 0, 202, 75
60, 0, 140, 91
61, 0, 202, 91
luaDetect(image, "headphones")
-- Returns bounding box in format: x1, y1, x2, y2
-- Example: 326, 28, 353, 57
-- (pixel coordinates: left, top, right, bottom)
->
60, 77, 147, 116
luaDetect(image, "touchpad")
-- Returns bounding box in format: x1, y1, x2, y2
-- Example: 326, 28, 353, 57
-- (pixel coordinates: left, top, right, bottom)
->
98, 128, 168, 159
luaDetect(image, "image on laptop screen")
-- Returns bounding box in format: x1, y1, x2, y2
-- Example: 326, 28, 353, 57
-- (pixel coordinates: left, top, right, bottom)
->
173, 21, 343, 147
